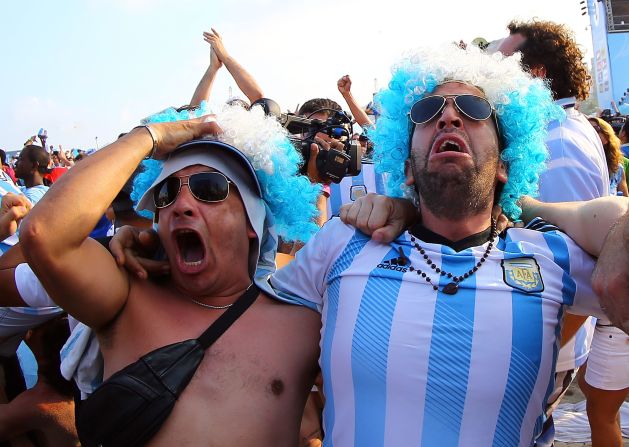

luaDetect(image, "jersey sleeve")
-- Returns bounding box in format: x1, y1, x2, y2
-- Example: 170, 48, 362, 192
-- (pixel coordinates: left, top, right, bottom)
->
270, 218, 357, 312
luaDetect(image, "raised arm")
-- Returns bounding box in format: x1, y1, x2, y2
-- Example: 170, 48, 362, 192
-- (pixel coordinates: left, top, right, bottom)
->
20, 118, 219, 329
518, 196, 628, 257
337, 75, 372, 128
190, 40, 223, 107
204, 28, 264, 103
0, 193, 31, 241
0, 240, 27, 306
56, 144, 74, 167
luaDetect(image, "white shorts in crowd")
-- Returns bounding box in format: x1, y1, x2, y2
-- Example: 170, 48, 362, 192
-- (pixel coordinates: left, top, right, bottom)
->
584, 322, 629, 391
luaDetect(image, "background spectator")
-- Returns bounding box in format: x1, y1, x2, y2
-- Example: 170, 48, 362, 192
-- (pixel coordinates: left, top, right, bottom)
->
13, 146, 50, 205
0, 150, 17, 183
589, 117, 628, 196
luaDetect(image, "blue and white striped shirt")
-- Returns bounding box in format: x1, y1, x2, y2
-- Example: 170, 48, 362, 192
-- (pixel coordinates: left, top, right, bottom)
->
327, 161, 387, 217
271, 218, 602, 447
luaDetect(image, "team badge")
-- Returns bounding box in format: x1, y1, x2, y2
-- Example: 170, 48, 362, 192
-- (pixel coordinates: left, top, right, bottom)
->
350, 185, 367, 201
501, 258, 544, 293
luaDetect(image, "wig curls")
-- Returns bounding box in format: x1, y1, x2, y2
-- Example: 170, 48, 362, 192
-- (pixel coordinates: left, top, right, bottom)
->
131, 101, 321, 242
370, 45, 564, 220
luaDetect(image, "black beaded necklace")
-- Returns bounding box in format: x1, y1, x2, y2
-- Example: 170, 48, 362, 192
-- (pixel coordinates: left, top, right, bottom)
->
403, 218, 497, 295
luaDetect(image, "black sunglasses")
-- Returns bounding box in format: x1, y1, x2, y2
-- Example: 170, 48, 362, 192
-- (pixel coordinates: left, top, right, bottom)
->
153, 171, 232, 209
409, 94, 495, 125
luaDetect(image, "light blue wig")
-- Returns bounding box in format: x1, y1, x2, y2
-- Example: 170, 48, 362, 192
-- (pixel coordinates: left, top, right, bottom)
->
370, 45, 565, 220
130, 102, 321, 242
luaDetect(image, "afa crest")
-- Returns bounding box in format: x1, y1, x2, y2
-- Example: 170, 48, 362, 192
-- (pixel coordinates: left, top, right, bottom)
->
501, 258, 544, 293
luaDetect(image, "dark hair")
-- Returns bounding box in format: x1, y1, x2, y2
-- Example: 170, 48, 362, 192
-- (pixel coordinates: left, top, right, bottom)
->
298, 98, 342, 118
0, 149, 6, 165
22, 145, 51, 174
507, 20, 591, 101
621, 119, 629, 140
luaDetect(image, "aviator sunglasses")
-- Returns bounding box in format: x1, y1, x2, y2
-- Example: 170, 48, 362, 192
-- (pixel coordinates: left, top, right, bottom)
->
409, 94, 495, 125
153, 171, 232, 209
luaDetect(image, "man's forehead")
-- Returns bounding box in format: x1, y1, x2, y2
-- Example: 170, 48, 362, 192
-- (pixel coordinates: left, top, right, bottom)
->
171, 164, 219, 177
433, 82, 486, 97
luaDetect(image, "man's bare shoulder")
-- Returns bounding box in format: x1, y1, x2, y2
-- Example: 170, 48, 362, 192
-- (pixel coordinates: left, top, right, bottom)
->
257, 292, 321, 327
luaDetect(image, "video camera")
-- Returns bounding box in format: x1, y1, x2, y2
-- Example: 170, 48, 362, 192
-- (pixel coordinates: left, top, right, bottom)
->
252, 99, 362, 183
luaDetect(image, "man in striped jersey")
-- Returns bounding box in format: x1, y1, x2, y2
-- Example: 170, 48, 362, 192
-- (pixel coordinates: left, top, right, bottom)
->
270, 45, 609, 446
496, 20, 611, 446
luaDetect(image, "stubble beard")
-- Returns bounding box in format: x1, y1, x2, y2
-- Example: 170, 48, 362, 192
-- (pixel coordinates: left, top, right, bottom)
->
412, 152, 499, 221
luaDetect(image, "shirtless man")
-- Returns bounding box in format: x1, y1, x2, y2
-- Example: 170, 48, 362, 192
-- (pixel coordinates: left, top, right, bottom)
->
19, 108, 321, 446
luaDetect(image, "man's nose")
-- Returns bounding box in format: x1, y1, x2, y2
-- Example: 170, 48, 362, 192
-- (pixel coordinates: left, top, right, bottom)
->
172, 183, 196, 217
437, 98, 463, 130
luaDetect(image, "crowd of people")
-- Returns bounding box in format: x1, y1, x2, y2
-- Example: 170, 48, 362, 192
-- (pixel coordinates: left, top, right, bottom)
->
0, 18, 628, 447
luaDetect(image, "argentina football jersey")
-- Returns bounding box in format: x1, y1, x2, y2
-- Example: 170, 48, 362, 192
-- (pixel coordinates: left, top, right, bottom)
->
271, 217, 603, 447
327, 161, 387, 217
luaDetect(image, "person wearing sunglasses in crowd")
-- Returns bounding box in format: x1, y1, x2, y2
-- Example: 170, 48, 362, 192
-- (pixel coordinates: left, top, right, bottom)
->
16, 104, 323, 447
268, 45, 616, 446
106, 45, 624, 446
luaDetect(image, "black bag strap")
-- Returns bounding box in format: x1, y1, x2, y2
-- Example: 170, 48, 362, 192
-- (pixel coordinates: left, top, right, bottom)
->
196, 283, 259, 349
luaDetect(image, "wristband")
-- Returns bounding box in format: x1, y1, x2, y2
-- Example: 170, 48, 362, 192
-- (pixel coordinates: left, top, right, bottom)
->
132, 125, 159, 159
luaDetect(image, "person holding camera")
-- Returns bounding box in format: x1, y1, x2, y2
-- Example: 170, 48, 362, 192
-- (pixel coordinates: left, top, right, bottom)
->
328, 75, 386, 217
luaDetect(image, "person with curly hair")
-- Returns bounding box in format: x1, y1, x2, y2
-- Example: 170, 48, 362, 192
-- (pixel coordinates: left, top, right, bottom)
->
497, 19, 609, 201
496, 20, 610, 447
269, 44, 611, 446
501, 20, 591, 101
589, 117, 628, 196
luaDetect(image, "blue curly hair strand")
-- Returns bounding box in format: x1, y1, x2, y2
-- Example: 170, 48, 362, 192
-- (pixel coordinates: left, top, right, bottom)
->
131, 101, 321, 242
370, 45, 564, 220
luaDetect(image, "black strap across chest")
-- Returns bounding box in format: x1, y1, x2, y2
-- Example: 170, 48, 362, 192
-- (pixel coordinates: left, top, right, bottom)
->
196, 283, 260, 347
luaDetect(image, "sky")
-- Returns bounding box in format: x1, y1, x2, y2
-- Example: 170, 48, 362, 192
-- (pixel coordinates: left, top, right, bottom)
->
0, 0, 594, 153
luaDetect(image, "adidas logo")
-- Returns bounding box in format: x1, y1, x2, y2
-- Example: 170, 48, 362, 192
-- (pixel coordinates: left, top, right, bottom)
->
377, 256, 409, 273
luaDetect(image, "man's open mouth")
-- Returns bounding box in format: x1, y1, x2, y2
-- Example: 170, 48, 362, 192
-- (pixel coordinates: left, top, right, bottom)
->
175, 230, 205, 266
436, 139, 464, 153
430, 133, 471, 158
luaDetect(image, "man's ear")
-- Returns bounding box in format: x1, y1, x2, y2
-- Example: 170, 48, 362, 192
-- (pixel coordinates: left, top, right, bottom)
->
245, 219, 257, 239
496, 160, 508, 184
404, 158, 415, 186
529, 64, 547, 79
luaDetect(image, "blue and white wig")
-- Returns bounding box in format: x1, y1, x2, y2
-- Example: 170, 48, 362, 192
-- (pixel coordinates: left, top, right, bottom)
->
130, 101, 321, 242
370, 45, 564, 220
